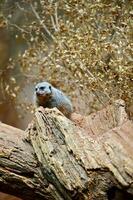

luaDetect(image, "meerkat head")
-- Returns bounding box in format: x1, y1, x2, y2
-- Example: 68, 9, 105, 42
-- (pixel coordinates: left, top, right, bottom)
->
35, 82, 52, 105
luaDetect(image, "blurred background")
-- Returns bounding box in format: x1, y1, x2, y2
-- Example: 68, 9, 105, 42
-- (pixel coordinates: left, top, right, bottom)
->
0, 0, 132, 199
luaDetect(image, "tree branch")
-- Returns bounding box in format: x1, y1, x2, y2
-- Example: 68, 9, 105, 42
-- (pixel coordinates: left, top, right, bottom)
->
0, 100, 133, 200
0, 123, 58, 200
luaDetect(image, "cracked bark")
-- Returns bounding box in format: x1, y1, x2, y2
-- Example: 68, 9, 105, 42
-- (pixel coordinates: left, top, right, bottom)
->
0, 100, 133, 200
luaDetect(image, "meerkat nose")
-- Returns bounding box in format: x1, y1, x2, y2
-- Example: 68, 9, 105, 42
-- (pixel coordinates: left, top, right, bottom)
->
36, 90, 43, 96
36, 92, 41, 96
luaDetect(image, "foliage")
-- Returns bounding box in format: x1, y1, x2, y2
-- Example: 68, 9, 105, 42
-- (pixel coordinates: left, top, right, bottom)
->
1, 0, 133, 116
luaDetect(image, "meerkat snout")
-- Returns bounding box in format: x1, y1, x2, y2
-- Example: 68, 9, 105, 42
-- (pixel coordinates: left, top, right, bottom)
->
35, 83, 52, 97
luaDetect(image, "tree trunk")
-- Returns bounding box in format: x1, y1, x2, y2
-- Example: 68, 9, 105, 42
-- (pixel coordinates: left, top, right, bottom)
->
0, 100, 133, 200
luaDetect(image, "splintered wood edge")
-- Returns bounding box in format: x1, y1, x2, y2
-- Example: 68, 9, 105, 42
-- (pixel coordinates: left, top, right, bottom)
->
29, 103, 133, 198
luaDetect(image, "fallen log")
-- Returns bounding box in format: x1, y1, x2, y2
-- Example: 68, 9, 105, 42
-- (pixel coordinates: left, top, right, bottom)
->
0, 100, 133, 200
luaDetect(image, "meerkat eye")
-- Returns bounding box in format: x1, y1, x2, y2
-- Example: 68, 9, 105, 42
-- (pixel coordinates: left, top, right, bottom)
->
40, 86, 45, 90
35, 87, 38, 91
49, 86, 52, 90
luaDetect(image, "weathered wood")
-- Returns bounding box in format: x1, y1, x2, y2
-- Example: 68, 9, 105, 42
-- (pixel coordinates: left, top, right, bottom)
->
0, 100, 133, 200
0, 123, 61, 200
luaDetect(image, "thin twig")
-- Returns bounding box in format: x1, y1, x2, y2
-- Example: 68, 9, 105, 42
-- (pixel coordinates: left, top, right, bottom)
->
51, 15, 58, 32
9, 23, 30, 34
55, 2, 60, 31
16, 2, 28, 13
30, 3, 56, 42
2, 15, 30, 34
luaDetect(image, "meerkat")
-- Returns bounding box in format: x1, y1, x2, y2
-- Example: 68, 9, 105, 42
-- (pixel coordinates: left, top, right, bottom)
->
34, 82, 73, 118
